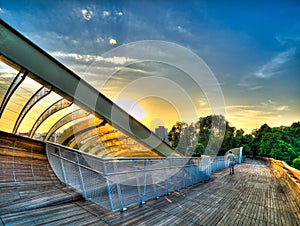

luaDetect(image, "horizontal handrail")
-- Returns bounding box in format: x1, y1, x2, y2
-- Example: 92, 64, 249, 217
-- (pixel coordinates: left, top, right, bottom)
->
47, 141, 203, 161
50, 152, 205, 176
260, 157, 300, 189
50, 153, 105, 176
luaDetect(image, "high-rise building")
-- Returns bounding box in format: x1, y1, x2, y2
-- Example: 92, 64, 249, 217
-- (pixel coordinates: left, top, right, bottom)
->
155, 126, 168, 143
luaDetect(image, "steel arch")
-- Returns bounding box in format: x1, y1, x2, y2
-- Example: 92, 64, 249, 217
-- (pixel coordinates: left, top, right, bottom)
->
29, 98, 72, 138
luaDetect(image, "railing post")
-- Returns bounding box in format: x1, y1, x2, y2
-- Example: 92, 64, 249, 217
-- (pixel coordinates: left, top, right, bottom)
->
150, 160, 159, 199
135, 160, 142, 204
142, 159, 148, 203
184, 162, 187, 188
174, 159, 179, 191
164, 159, 170, 194
58, 147, 67, 183
103, 160, 115, 212
113, 161, 125, 211
196, 158, 201, 183
75, 152, 87, 198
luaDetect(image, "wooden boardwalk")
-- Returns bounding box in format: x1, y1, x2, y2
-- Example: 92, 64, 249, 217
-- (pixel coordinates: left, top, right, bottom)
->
0, 132, 299, 225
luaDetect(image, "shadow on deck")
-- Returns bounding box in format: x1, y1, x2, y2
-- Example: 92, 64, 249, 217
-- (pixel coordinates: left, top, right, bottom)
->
0, 132, 299, 225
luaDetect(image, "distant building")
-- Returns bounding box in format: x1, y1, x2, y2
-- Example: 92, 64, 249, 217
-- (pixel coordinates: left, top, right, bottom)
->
18, 132, 29, 137
155, 126, 168, 143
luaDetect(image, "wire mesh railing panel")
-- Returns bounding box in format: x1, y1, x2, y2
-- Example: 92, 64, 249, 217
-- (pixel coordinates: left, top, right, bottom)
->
46, 142, 240, 212
80, 154, 105, 172
143, 173, 158, 200
62, 158, 82, 191
80, 168, 111, 208
211, 157, 226, 172
105, 179, 120, 211
46, 147, 66, 183
151, 169, 168, 196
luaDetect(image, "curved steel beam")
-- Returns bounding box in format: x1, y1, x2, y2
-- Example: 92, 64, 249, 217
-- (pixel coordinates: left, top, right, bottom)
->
90, 145, 113, 156
69, 131, 99, 149
0, 70, 27, 118
0, 19, 178, 157
44, 108, 90, 141
13, 86, 51, 134
29, 98, 72, 138
79, 135, 101, 152
69, 124, 116, 149
92, 136, 154, 157
97, 145, 161, 157
57, 117, 105, 146
69, 125, 126, 151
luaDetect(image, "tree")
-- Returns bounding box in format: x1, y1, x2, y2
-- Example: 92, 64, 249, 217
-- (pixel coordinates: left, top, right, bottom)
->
259, 129, 297, 165
242, 134, 254, 156
252, 123, 271, 157
270, 140, 296, 164
168, 121, 187, 149
192, 143, 205, 157
196, 115, 228, 156
176, 125, 191, 156
168, 117, 299, 165
219, 124, 235, 155
233, 129, 244, 147
292, 156, 300, 170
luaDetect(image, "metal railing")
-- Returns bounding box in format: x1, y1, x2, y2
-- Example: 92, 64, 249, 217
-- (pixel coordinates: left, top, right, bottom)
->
46, 142, 232, 212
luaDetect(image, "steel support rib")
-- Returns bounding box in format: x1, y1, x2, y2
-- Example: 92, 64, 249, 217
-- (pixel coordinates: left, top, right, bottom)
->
78, 135, 100, 152
29, 98, 72, 138
0, 19, 178, 157
0, 70, 26, 118
13, 86, 51, 134
44, 109, 90, 141
57, 117, 105, 146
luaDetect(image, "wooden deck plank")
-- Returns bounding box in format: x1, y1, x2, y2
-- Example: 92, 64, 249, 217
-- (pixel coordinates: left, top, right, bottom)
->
1, 132, 300, 225
1, 159, 300, 225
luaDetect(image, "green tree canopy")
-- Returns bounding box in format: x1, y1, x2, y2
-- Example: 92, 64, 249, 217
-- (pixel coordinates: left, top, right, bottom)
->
167, 116, 299, 167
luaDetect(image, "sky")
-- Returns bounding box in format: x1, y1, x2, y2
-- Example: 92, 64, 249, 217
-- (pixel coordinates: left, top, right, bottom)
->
1, 0, 300, 134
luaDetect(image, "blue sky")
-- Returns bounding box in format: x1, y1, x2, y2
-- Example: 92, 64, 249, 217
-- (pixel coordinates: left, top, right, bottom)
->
1, 0, 299, 133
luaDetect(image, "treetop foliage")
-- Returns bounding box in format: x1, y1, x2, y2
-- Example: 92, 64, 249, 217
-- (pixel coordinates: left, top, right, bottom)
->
167, 115, 300, 169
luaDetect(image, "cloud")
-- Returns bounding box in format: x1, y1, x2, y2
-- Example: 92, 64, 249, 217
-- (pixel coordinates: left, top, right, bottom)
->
109, 38, 117, 45
275, 34, 300, 46
240, 47, 296, 90
51, 51, 134, 65
226, 105, 279, 121
260, 99, 289, 111
81, 9, 94, 21
237, 75, 262, 90
225, 105, 283, 133
51, 51, 133, 65
225, 103, 295, 134
96, 37, 105, 43
0, 8, 3, 13
248, 86, 263, 90
275, 105, 289, 111
254, 48, 296, 79
101, 10, 123, 22
116, 11, 123, 16
267, 99, 275, 105
177, 26, 186, 33
102, 10, 110, 18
